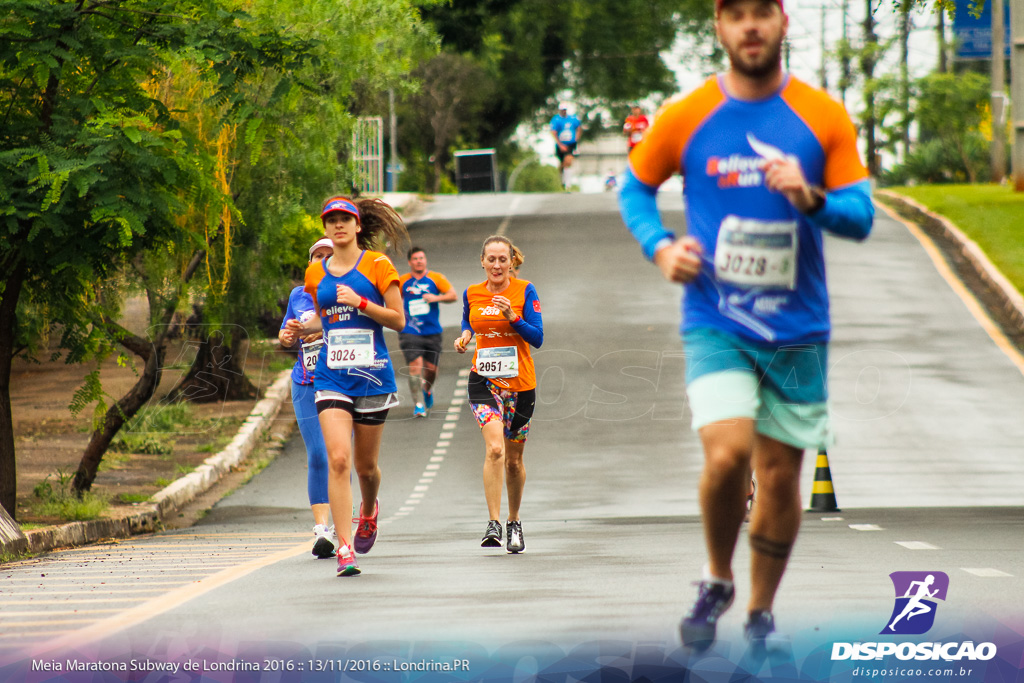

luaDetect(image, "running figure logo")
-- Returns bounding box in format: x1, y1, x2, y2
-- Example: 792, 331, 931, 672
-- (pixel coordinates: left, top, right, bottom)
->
882, 571, 949, 635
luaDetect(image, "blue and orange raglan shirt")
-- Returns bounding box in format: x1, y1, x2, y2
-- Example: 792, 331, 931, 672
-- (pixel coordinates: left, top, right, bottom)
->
303, 250, 401, 397
462, 279, 544, 393
280, 285, 319, 385
619, 75, 874, 345
399, 270, 453, 336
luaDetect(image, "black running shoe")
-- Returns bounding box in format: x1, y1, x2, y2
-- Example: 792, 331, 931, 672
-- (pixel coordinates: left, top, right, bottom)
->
679, 580, 735, 651
506, 520, 524, 553
744, 610, 776, 649
481, 519, 502, 547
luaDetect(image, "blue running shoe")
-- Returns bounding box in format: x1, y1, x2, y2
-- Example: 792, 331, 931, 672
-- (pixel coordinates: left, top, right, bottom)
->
680, 580, 735, 651
413, 403, 427, 419
423, 390, 433, 410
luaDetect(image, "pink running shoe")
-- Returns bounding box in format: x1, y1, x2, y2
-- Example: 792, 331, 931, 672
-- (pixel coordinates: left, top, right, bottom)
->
336, 544, 360, 577
354, 499, 379, 555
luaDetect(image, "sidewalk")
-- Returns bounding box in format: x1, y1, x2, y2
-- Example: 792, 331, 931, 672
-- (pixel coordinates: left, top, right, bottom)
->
0, 193, 431, 561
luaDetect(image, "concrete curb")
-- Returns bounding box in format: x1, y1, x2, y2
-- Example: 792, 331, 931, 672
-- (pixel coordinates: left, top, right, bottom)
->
877, 190, 1024, 334
5, 369, 294, 558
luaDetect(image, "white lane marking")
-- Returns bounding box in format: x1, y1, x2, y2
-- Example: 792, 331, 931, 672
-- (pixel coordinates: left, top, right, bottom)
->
440, 431, 454, 438
437, 441, 450, 447
455, 379, 468, 387
425, 464, 440, 470
849, 524, 884, 531
399, 507, 415, 512
421, 471, 437, 478
495, 195, 522, 236
433, 448, 447, 455
458, 368, 470, 377
894, 541, 940, 550
413, 486, 429, 492
444, 414, 459, 422
962, 568, 1013, 577
450, 398, 465, 405
821, 517, 844, 521
430, 456, 444, 462
403, 499, 421, 505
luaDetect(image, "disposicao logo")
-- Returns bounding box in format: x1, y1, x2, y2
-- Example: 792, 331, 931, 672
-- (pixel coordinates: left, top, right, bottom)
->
831, 570, 997, 663
883, 571, 948, 635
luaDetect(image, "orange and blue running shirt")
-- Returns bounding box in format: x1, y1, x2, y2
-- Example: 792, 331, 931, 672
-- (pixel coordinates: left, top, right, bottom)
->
620, 75, 873, 345
280, 286, 318, 385
399, 271, 453, 336
462, 279, 544, 393
303, 250, 401, 397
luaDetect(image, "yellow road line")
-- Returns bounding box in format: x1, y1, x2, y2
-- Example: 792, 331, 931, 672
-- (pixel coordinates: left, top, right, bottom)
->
0, 610, 121, 617
2, 597, 149, 605
1, 619, 100, 628
33, 540, 310, 656
881, 203, 1024, 377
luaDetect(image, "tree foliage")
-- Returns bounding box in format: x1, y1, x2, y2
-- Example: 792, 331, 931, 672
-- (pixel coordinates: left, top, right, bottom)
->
398, 0, 714, 186
882, 72, 991, 184
0, 0, 317, 512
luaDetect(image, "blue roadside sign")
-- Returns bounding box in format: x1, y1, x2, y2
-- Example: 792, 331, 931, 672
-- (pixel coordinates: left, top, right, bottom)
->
953, 0, 1010, 60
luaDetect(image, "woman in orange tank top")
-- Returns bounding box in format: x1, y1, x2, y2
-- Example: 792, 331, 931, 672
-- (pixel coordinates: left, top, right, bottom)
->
454, 235, 544, 554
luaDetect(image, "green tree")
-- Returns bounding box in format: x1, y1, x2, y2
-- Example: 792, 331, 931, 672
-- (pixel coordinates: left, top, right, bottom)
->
416, 0, 713, 149
0, 0, 314, 511
883, 71, 991, 184
166, 0, 435, 403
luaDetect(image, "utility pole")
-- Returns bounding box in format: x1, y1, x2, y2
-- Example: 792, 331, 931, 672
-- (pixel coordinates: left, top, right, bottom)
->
993, 0, 1007, 183
899, 0, 911, 160
841, 0, 851, 106
820, 3, 829, 90
388, 88, 401, 192
937, 5, 948, 73
1010, 0, 1024, 190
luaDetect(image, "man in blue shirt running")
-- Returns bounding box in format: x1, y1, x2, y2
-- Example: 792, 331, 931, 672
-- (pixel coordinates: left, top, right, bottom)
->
618, 0, 873, 653
550, 102, 582, 190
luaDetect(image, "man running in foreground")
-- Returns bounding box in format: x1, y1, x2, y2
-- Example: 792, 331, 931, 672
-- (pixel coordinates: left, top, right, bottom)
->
618, 0, 874, 650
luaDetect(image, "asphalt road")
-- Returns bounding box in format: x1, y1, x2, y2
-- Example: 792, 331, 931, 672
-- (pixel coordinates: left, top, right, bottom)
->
2, 192, 1023, 680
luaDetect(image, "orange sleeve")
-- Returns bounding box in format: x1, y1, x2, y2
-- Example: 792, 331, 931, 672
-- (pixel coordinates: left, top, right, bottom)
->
782, 81, 868, 189
432, 272, 453, 294
628, 78, 726, 186
368, 252, 400, 294
303, 262, 324, 313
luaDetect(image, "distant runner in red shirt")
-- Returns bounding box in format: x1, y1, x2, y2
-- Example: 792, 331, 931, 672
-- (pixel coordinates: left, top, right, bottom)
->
623, 105, 650, 152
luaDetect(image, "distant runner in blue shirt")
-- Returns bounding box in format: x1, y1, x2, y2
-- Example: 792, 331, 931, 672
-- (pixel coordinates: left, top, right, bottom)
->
398, 246, 457, 418
550, 102, 582, 190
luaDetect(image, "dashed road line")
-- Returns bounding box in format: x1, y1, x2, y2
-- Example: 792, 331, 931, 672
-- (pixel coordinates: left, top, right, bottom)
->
894, 541, 940, 550
961, 568, 1013, 577
849, 524, 884, 531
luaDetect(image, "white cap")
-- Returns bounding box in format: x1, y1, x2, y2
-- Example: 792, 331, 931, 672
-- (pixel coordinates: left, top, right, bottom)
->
308, 237, 333, 259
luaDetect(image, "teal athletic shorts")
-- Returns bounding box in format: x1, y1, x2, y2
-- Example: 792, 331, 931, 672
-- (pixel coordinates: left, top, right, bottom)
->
683, 327, 833, 449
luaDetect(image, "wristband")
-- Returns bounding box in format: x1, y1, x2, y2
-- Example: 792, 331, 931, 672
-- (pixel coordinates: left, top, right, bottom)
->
357, 297, 368, 310
510, 315, 522, 324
